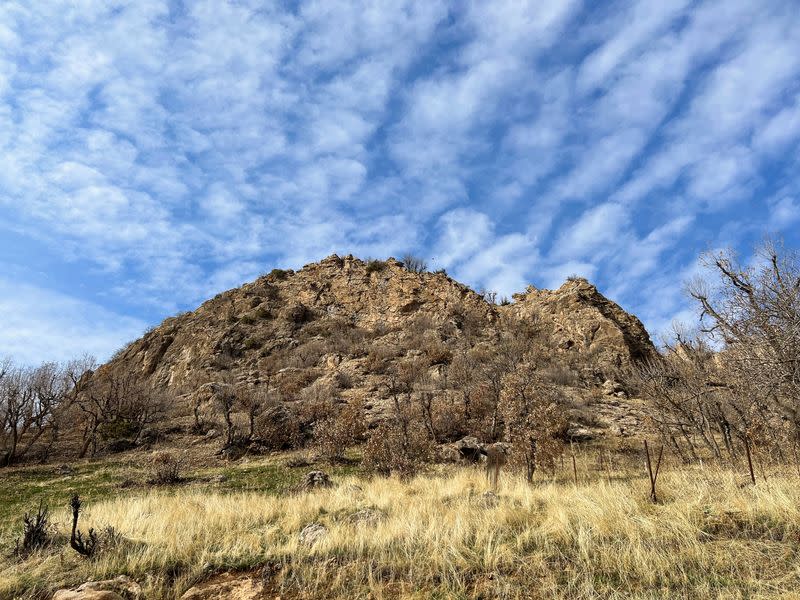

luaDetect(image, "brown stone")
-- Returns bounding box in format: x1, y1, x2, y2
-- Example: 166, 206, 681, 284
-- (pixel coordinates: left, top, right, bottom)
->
52, 576, 141, 600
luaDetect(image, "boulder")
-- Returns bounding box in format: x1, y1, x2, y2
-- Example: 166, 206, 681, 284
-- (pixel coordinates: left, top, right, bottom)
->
296, 470, 333, 492
179, 574, 263, 600
346, 508, 386, 526
454, 436, 485, 463
298, 522, 328, 545
52, 576, 141, 600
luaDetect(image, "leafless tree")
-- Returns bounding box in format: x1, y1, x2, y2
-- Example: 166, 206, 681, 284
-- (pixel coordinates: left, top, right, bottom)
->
688, 241, 800, 457
1, 359, 90, 466
499, 362, 566, 482
73, 371, 166, 457
401, 254, 428, 274
639, 240, 800, 467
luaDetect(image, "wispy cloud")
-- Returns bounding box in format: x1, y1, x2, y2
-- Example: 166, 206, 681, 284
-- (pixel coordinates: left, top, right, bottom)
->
1, 0, 799, 362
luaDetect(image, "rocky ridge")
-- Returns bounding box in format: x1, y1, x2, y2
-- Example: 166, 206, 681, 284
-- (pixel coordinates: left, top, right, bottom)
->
92, 255, 656, 434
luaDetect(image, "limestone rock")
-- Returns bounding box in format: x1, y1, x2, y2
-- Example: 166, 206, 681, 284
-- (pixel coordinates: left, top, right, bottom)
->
508, 277, 656, 373
52, 576, 141, 600
454, 436, 485, 462
298, 522, 328, 545
297, 470, 333, 492
179, 574, 263, 600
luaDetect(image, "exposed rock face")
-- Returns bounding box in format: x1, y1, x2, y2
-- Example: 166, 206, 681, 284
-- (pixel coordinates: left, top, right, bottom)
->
97, 255, 494, 390
89, 256, 656, 434
507, 278, 656, 370
179, 574, 264, 600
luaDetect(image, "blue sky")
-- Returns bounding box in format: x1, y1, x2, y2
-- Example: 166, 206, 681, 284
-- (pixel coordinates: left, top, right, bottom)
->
1, 0, 799, 364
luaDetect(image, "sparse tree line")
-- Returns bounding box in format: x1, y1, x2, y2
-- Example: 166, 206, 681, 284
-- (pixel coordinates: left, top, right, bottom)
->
635, 240, 800, 476
1, 357, 167, 466
4, 241, 797, 485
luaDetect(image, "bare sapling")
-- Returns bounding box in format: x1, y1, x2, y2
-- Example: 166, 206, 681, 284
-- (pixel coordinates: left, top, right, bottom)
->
644, 439, 664, 502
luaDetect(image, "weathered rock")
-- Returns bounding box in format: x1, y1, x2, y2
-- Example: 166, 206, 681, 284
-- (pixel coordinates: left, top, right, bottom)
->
454, 436, 485, 463
602, 379, 627, 397
347, 508, 386, 526
52, 576, 141, 600
567, 424, 595, 442
54, 464, 76, 476
297, 470, 333, 492
298, 522, 328, 545
179, 573, 263, 600
509, 278, 656, 373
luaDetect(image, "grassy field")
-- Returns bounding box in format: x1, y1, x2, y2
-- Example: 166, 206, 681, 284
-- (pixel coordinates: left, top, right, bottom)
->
2, 451, 800, 600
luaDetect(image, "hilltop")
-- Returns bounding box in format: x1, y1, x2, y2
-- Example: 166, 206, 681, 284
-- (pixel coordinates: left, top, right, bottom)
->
85, 254, 655, 444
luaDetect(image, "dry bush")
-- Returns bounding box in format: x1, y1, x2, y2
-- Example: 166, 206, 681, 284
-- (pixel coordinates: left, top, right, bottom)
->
363, 419, 435, 477
313, 399, 366, 461
254, 406, 302, 450
15, 502, 52, 556
540, 364, 581, 387
363, 343, 402, 374
421, 338, 452, 365
363, 375, 436, 477
365, 259, 387, 274
277, 369, 321, 399
148, 451, 184, 484
289, 339, 329, 369
401, 254, 427, 273
500, 363, 567, 482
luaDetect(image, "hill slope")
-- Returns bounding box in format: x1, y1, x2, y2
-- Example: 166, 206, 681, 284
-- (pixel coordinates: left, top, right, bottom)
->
92, 255, 655, 434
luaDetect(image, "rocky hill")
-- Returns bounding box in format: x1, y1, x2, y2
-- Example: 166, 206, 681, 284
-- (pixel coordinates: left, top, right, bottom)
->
92, 255, 656, 437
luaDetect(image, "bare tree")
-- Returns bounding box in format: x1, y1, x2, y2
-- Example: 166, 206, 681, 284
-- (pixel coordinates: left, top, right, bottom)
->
401, 254, 428, 274
73, 371, 166, 457
687, 240, 800, 460
499, 362, 566, 483
1, 360, 87, 466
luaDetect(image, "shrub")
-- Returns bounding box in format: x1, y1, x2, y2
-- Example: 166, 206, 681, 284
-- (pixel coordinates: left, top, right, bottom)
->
98, 418, 139, 442
268, 268, 289, 280
243, 337, 262, 350
283, 303, 313, 324
363, 419, 435, 478
313, 400, 366, 461
422, 339, 452, 365
16, 502, 52, 556
256, 404, 303, 450
401, 254, 427, 273
148, 451, 184, 484
365, 259, 387, 274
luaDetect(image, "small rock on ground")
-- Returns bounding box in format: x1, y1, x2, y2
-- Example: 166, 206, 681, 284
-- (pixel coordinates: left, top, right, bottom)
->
52, 576, 141, 600
179, 574, 264, 600
298, 522, 328, 545
296, 470, 333, 492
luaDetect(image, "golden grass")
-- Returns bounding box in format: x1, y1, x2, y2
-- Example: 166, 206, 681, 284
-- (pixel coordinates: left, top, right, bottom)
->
3, 466, 800, 599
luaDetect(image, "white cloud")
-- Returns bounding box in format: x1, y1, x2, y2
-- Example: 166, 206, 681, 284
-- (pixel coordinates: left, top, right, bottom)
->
0, 279, 147, 364
553, 202, 631, 259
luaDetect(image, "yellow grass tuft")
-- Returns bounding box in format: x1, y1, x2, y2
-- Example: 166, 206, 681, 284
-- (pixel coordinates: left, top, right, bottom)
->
2, 466, 800, 598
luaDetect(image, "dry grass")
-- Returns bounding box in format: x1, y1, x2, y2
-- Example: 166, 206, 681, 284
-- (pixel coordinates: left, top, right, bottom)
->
3, 465, 800, 599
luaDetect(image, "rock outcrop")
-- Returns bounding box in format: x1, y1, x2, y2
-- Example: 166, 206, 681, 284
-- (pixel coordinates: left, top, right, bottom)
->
87, 256, 656, 436
507, 277, 656, 370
